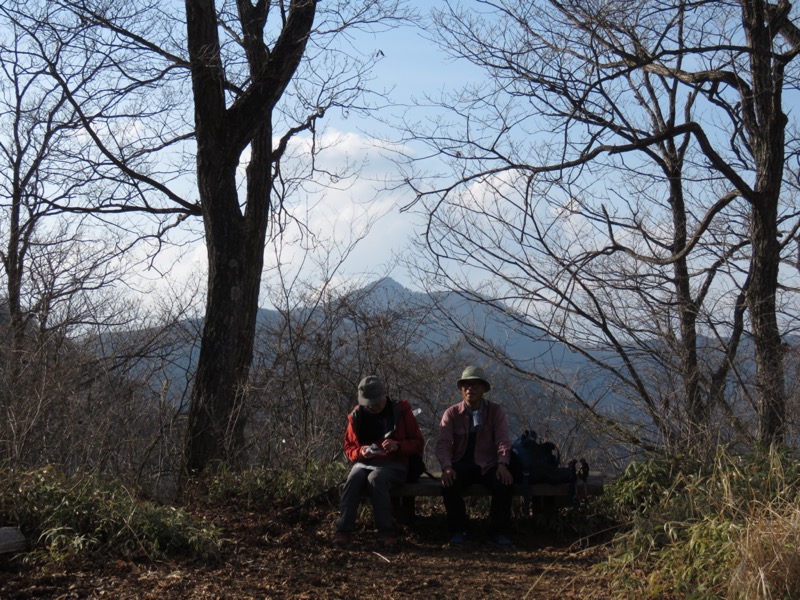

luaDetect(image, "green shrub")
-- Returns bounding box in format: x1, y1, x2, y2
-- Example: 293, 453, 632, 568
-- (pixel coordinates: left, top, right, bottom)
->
197, 462, 279, 510
0, 466, 221, 564
599, 447, 800, 599
185, 460, 349, 510
270, 460, 349, 504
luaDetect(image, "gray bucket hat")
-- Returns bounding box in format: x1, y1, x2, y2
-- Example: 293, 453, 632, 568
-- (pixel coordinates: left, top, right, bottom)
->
457, 365, 491, 391
357, 375, 386, 406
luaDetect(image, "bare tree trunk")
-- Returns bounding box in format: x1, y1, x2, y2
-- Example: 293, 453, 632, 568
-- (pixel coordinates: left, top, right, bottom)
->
184, 162, 267, 470
669, 172, 708, 440
182, 0, 316, 471
749, 203, 785, 444
742, 0, 788, 445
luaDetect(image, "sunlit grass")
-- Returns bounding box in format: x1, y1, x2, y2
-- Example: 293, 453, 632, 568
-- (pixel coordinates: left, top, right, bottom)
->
600, 447, 800, 599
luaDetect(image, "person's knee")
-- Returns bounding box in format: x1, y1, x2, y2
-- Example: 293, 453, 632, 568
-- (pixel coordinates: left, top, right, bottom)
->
368, 473, 392, 491
349, 467, 369, 482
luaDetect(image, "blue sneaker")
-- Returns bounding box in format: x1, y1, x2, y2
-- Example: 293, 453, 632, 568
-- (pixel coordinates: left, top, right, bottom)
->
449, 531, 467, 545
492, 534, 513, 547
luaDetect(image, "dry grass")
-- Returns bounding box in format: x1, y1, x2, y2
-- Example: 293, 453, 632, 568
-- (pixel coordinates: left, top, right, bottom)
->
602, 447, 800, 599
728, 503, 800, 599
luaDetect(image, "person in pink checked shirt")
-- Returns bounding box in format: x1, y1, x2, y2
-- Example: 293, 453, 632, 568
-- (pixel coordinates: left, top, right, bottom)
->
436, 366, 514, 547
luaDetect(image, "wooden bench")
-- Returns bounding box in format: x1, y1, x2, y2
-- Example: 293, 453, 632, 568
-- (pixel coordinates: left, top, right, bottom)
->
394, 472, 604, 498
389, 472, 605, 520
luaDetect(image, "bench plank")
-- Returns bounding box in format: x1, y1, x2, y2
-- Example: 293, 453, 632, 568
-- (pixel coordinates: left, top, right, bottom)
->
393, 473, 604, 498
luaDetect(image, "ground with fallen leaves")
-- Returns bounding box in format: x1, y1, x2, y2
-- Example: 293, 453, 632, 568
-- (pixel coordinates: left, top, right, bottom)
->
0, 495, 617, 599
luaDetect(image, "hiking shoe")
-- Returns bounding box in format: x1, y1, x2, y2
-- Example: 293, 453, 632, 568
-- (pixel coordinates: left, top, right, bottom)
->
491, 534, 513, 547
333, 532, 353, 547
449, 531, 467, 545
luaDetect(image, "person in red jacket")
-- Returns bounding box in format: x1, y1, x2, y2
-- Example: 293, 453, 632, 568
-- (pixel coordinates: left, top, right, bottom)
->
334, 375, 424, 547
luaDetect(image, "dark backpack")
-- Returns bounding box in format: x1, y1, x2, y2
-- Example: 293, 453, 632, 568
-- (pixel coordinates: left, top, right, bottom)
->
396, 404, 435, 482
390, 402, 431, 482
407, 452, 431, 482
511, 429, 575, 485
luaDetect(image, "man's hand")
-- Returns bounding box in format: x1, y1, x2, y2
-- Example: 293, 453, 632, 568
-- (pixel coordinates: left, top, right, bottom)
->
361, 445, 385, 458
496, 463, 513, 485
381, 439, 400, 453
441, 466, 456, 487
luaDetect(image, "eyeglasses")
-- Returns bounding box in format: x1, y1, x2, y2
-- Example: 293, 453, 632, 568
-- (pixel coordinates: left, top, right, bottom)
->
460, 382, 483, 389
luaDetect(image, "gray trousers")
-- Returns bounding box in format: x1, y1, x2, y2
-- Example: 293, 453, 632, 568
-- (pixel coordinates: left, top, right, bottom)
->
336, 461, 407, 536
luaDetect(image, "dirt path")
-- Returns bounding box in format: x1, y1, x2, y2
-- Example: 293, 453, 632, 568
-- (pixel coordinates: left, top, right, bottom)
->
0, 501, 616, 599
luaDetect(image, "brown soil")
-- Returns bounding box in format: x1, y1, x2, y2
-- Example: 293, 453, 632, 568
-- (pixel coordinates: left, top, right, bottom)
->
0, 498, 616, 599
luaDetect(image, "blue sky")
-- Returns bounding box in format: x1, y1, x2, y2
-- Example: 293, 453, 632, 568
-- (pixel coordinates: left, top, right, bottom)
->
308, 3, 482, 290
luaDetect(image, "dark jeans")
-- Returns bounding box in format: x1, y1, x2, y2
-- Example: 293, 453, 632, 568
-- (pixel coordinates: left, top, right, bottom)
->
441, 462, 513, 536
336, 462, 407, 536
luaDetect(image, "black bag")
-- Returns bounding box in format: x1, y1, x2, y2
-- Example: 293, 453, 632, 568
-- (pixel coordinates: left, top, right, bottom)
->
406, 453, 428, 482
511, 429, 575, 485
389, 401, 431, 483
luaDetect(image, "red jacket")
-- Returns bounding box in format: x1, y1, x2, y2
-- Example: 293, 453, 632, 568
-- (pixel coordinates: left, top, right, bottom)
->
344, 399, 424, 466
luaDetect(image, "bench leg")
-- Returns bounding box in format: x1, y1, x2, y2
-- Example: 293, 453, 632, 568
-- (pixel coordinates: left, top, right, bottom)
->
392, 496, 416, 524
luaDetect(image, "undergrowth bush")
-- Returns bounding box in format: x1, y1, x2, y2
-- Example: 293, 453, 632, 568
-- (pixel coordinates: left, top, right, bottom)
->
728, 503, 800, 599
185, 460, 349, 511
0, 467, 221, 564
270, 459, 349, 504
601, 447, 800, 599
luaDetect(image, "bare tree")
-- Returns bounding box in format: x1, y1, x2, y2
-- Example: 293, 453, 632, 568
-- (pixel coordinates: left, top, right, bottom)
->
3, 0, 412, 472
401, 1, 800, 451
0, 8, 139, 370
0, 3, 175, 477
181, 0, 417, 471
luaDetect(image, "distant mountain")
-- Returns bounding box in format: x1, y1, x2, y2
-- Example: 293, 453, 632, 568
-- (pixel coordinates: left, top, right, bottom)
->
117, 277, 605, 412
356, 278, 590, 372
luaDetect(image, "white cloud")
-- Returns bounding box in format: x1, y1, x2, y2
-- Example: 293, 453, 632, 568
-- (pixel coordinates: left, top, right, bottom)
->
137, 127, 419, 306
